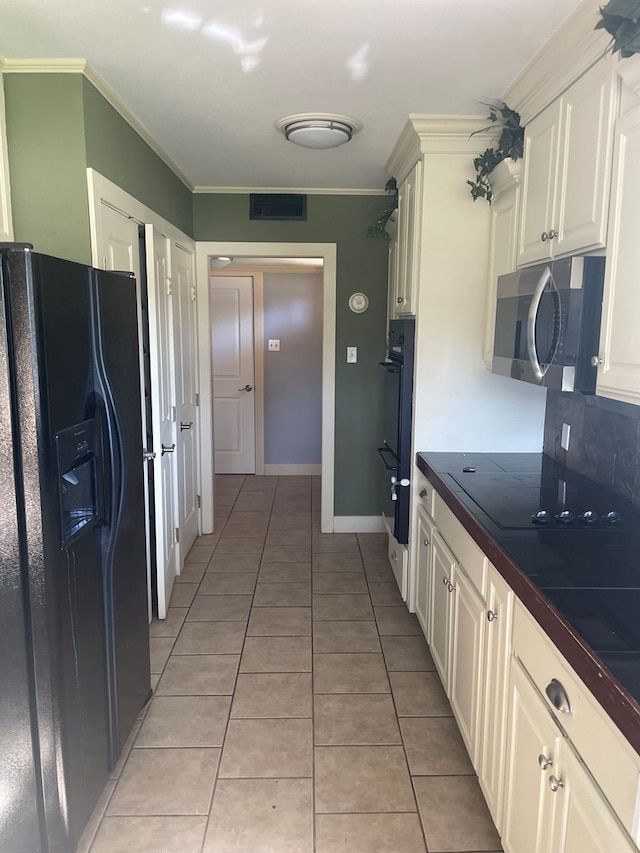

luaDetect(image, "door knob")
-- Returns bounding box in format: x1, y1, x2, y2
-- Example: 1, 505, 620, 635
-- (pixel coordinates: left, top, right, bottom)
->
238, 384, 253, 392
161, 443, 175, 455
180, 421, 194, 431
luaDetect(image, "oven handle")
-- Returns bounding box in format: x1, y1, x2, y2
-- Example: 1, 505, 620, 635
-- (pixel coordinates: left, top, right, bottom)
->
377, 446, 399, 472
526, 265, 556, 382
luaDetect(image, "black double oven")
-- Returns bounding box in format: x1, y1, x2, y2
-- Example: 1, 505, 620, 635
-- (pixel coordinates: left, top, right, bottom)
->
378, 319, 415, 544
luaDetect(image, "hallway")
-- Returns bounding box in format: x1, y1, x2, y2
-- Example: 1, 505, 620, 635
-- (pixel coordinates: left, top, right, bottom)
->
80, 475, 502, 852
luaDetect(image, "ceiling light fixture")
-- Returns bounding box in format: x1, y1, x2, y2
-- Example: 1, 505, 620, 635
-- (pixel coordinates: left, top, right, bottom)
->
210, 256, 233, 270
276, 114, 361, 149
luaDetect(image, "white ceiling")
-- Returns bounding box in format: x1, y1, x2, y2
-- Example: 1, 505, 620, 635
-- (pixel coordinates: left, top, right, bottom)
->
0, 0, 586, 191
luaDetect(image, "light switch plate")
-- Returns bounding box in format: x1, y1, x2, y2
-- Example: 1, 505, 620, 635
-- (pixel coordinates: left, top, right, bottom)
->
268, 339, 280, 351
347, 346, 357, 363
561, 422, 571, 451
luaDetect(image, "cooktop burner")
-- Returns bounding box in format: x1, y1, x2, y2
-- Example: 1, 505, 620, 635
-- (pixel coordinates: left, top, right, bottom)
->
449, 467, 640, 531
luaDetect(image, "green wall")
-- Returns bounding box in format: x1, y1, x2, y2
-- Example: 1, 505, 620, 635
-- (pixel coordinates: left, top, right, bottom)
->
82, 78, 192, 236
194, 193, 390, 516
4, 74, 92, 263
3, 73, 193, 264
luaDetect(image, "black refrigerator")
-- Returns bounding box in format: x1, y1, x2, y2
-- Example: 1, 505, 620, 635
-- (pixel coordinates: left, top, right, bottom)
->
0, 245, 151, 853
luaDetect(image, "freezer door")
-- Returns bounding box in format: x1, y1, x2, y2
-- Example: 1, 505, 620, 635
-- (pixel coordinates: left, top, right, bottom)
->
0, 252, 48, 852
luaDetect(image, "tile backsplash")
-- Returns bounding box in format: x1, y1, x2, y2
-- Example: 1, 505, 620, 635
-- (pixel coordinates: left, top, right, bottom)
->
544, 390, 640, 504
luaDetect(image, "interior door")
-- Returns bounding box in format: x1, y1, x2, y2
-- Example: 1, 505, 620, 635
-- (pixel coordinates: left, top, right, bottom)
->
145, 225, 178, 618
98, 202, 153, 619
211, 274, 256, 473
173, 243, 199, 558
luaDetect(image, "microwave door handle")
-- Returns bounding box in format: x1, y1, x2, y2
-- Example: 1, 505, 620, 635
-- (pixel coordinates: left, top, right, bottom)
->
526, 265, 552, 382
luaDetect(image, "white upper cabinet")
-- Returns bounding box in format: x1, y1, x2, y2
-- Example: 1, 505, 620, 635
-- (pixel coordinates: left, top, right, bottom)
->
596, 102, 640, 404
393, 159, 422, 316
518, 59, 618, 266
483, 158, 522, 367
0, 71, 13, 242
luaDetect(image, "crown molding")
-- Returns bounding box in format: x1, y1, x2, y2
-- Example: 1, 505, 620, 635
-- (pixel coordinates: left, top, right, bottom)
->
502, 0, 611, 125
193, 185, 387, 195
488, 157, 523, 196
386, 115, 490, 184
1, 57, 194, 191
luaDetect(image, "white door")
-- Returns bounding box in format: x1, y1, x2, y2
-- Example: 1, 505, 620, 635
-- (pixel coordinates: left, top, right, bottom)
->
99, 203, 153, 620
145, 225, 179, 618
211, 275, 256, 474
173, 243, 199, 558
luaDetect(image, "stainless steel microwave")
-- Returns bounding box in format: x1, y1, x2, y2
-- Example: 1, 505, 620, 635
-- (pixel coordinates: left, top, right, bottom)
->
492, 256, 605, 393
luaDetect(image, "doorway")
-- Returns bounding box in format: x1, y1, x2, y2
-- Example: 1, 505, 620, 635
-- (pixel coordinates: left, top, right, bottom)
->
195, 242, 336, 534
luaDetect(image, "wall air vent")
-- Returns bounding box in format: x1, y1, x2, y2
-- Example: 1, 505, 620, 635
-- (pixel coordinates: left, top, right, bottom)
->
249, 194, 307, 221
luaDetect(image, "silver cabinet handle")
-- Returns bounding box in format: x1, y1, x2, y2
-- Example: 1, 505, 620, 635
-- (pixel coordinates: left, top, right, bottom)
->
397, 296, 403, 304
487, 610, 497, 622
545, 678, 572, 715
423, 539, 429, 547
548, 775, 564, 792
237, 384, 253, 392
547, 228, 558, 240
180, 421, 194, 431
538, 753, 553, 770
442, 576, 448, 586
143, 450, 156, 461
541, 231, 549, 242
161, 443, 175, 455
419, 488, 428, 498
447, 581, 455, 593
591, 355, 603, 367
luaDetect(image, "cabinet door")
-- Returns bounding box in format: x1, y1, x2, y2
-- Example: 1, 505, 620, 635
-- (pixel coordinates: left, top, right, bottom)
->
502, 659, 560, 853
415, 505, 435, 637
555, 60, 617, 257
596, 104, 640, 405
429, 531, 455, 687
483, 161, 521, 366
449, 564, 485, 766
387, 234, 399, 328
518, 100, 561, 266
395, 160, 421, 316
551, 739, 638, 853
478, 566, 514, 829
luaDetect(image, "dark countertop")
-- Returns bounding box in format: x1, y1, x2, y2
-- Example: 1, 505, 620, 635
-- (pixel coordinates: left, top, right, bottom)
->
417, 451, 640, 756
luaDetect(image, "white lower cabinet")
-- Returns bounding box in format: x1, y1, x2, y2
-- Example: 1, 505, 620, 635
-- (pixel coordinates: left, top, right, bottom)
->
428, 530, 455, 684
503, 658, 637, 853
414, 504, 434, 636
478, 565, 514, 830
449, 563, 485, 765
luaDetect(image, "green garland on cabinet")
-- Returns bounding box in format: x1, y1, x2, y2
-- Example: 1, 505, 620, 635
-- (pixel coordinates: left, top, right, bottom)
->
596, 0, 640, 58
367, 178, 398, 239
467, 102, 524, 204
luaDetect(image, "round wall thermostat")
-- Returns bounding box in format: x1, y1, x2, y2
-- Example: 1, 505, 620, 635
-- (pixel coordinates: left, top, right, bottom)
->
348, 292, 369, 313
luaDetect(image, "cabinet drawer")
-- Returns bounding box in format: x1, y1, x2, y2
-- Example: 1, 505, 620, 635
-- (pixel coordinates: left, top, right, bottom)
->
416, 473, 435, 517
512, 601, 640, 837
432, 493, 486, 598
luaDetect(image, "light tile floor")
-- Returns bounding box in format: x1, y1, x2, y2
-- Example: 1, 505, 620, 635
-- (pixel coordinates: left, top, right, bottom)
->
80, 475, 503, 853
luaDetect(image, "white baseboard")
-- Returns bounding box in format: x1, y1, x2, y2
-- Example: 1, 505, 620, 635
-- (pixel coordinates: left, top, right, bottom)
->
264, 464, 322, 475
333, 515, 386, 533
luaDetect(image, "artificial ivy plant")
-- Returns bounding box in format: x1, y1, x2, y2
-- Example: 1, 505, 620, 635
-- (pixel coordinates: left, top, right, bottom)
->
596, 0, 640, 58
467, 102, 524, 204
367, 178, 398, 239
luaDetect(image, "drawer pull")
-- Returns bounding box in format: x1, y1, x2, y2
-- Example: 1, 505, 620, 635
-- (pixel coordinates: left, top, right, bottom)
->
548, 775, 564, 793
487, 610, 497, 622
545, 678, 572, 716
442, 576, 448, 586
423, 539, 429, 547
419, 488, 428, 498
447, 581, 456, 593
538, 753, 553, 771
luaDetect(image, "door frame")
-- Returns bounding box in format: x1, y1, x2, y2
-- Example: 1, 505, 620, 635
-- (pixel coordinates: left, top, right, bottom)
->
196, 242, 336, 534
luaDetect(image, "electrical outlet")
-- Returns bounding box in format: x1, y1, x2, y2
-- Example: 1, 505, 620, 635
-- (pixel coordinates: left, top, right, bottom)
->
346, 346, 357, 363
268, 339, 280, 352
561, 422, 571, 451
